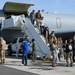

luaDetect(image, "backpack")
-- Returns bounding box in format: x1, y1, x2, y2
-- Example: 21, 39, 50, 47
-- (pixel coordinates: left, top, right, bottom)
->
68, 43, 73, 51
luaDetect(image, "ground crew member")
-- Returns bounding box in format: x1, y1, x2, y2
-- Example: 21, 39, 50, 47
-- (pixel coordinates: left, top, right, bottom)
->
0, 36, 6, 64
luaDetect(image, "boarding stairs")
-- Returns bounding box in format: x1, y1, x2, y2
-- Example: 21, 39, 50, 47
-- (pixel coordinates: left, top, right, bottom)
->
3, 15, 50, 58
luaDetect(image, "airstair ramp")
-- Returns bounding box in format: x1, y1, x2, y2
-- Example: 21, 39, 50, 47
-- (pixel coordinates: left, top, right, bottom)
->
3, 15, 50, 58
24, 18, 50, 58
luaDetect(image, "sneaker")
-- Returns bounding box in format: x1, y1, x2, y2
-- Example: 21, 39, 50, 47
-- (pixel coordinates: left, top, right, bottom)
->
21, 64, 24, 66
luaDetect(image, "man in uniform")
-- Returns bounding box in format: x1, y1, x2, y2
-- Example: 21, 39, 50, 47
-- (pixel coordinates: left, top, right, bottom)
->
49, 31, 57, 51
66, 39, 73, 67
0, 36, 6, 64
32, 39, 38, 62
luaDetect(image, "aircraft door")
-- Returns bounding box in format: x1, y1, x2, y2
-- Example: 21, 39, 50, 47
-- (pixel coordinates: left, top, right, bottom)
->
56, 18, 61, 28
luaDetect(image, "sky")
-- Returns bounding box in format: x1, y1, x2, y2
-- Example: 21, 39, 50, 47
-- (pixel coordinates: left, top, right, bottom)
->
1, 0, 75, 14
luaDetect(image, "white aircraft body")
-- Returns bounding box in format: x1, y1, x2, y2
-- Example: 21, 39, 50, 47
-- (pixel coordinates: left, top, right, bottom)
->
41, 11, 75, 40
42, 12, 75, 33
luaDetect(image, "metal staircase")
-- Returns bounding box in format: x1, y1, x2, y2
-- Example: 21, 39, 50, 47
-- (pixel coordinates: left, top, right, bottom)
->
4, 15, 50, 58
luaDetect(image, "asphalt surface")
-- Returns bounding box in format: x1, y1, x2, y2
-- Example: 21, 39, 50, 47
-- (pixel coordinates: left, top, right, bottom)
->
0, 54, 75, 75
0, 65, 38, 75
0, 54, 38, 75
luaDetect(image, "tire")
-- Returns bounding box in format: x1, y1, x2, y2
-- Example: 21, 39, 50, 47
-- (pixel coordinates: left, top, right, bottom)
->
8, 45, 12, 56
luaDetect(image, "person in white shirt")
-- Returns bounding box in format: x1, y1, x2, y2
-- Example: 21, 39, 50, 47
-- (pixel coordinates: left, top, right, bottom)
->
40, 17, 45, 35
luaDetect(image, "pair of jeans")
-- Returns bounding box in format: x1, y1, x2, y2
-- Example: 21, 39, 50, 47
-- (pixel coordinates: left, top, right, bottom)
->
22, 53, 28, 65
30, 19, 35, 25
40, 26, 45, 35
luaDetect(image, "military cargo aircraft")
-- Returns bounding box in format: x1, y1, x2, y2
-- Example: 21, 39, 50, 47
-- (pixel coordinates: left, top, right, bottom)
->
0, 1, 75, 44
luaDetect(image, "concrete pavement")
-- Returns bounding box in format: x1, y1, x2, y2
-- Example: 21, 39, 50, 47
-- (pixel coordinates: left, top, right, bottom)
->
0, 65, 38, 75
1, 56, 75, 75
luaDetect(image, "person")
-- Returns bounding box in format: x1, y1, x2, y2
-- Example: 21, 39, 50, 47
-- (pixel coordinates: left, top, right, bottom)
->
49, 31, 57, 51
49, 31, 56, 44
51, 40, 58, 67
73, 35, 75, 61
21, 39, 29, 66
43, 27, 49, 43
35, 10, 42, 30
30, 10, 35, 25
40, 17, 45, 35
63, 40, 68, 60
0, 36, 7, 64
66, 39, 73, 67
58, 37, 64, 61
32, 39, 38, 62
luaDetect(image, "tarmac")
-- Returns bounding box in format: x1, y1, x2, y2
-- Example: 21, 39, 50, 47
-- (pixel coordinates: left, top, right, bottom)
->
2, 56, 75, 75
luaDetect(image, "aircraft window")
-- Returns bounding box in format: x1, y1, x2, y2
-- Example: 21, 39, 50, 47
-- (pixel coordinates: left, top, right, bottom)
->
56, 18, 61, 28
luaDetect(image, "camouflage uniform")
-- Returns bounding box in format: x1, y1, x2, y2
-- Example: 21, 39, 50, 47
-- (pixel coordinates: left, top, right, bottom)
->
51, 42, 58, 67
0, 37, 6, 64
66, 39, 73, 67
66, 51, 73, 66
49, 31, 57, 51
32, 39, 38, 62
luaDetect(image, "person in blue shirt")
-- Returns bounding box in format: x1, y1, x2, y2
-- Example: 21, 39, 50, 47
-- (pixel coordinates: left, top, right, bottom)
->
22, 39, 29, 65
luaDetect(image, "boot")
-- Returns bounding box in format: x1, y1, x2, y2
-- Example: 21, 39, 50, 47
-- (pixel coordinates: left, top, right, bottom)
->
1, 60, 3, 64
3, 59, 5, 64
66, 63, 69, 67
70, 62, 73, 67
52, 63, 56, 67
